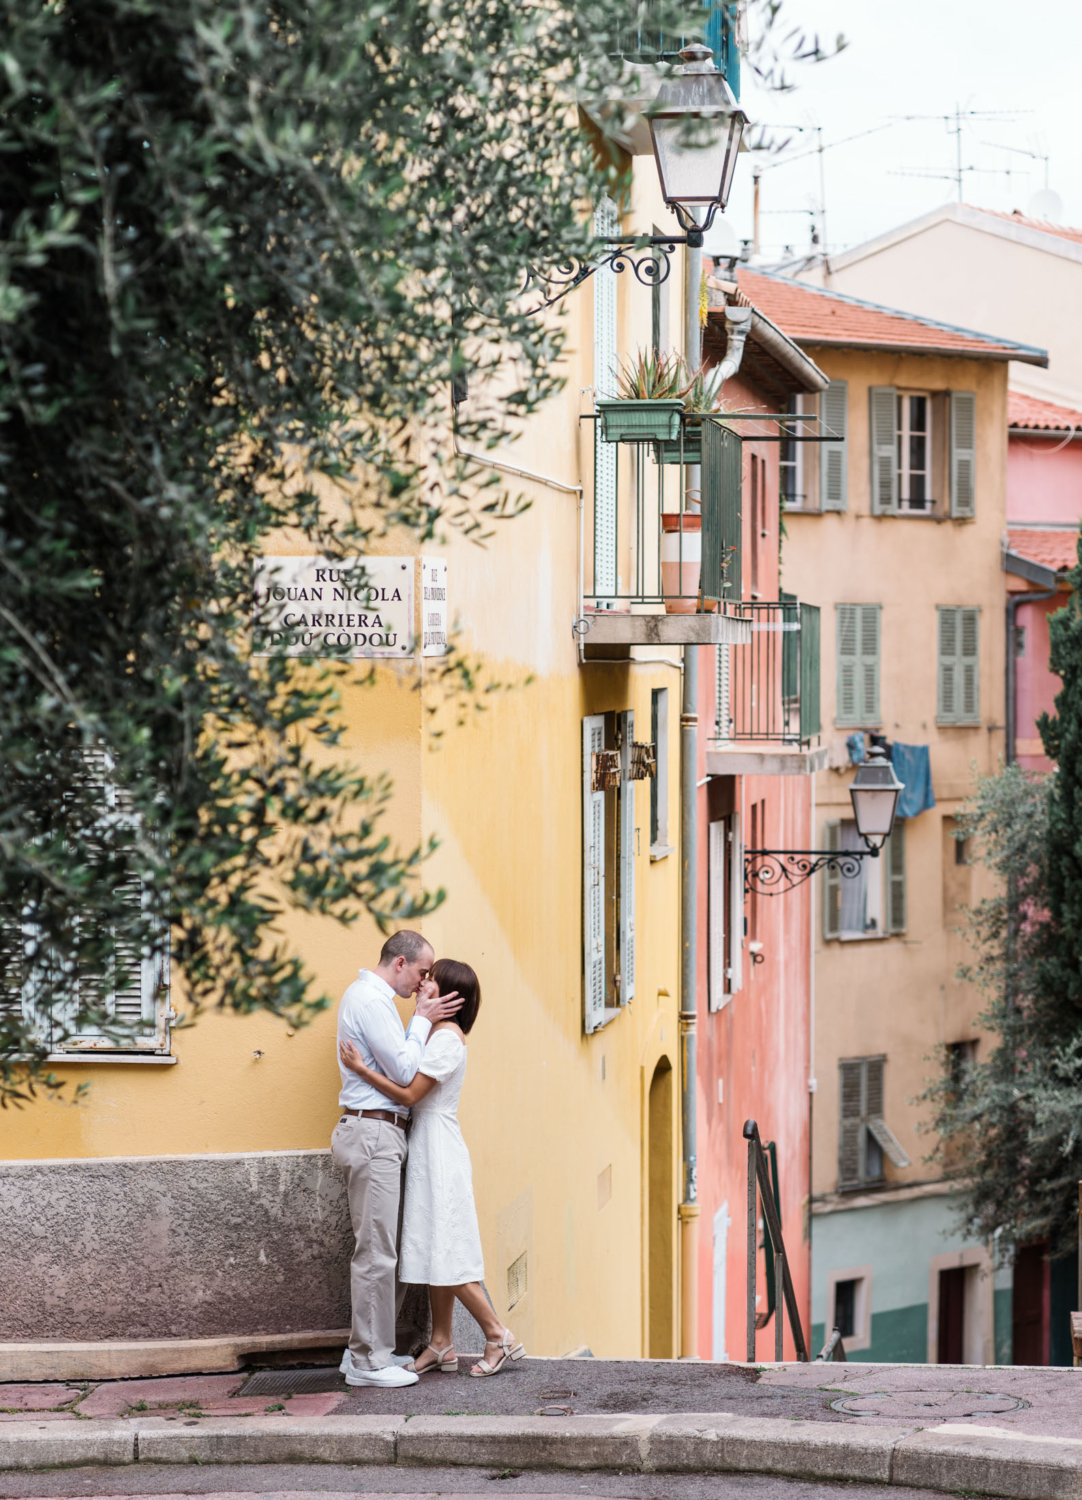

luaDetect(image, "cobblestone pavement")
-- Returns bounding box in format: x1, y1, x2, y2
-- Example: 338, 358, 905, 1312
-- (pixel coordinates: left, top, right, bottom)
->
0, 1465, 989, 1500
1, 1359, 1078, 1439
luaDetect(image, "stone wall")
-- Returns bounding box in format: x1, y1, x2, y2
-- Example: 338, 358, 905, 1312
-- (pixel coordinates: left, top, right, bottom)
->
0, 1150, 351, 1341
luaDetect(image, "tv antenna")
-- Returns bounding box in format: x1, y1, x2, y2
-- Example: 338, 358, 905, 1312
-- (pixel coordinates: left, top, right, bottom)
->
980, 139, 1051, 190
893, 104, 1033, 201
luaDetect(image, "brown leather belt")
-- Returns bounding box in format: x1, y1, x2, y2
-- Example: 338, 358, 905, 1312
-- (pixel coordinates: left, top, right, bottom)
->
342, 1107, 406, 1129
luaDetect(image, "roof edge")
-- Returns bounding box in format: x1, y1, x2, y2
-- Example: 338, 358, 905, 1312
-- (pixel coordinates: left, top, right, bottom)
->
829, 201, 1082, 273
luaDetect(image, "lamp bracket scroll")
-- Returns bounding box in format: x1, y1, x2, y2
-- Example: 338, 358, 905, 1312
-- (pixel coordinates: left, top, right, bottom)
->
524, 235, 684, 313
743, 847, 878, 897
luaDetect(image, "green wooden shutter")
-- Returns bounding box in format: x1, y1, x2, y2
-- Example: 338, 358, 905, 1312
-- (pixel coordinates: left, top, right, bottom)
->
838, 1058, 864, 1186
960, 607, 980, 722
869, 386, 898, 515
950, 391, 976, 518
859, 604, 881, 724
937, 606, 980, 724
836, 604, 858, 725
583, 715, 606, 1032
619, 710, 635, 1003
819, 380, 848, 511
823, 819, 842, 939
886, 821, 907, 934
799, 603, 821, 744
703, 419, 743, 602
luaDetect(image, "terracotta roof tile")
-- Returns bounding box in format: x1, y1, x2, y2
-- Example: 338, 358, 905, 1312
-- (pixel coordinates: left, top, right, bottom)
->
1008, 390, 1082, 430
734, 269, 1048, 366
965, 205, 1082, 247
1007, 529, 1079, 572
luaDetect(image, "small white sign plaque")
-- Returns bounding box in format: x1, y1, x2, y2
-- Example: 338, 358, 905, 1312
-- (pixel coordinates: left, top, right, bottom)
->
253, 556, 414, 658
421, 557, 448, 657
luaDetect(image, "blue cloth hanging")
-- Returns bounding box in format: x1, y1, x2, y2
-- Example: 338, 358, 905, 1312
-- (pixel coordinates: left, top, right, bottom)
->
892, 742, 935, 820
846, 732, 866, 765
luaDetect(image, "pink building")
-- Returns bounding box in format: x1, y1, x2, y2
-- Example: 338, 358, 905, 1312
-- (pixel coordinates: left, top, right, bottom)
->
1005, 392, 1082, 770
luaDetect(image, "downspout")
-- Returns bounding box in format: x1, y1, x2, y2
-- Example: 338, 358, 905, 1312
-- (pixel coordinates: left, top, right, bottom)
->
679, 220, 703, 1361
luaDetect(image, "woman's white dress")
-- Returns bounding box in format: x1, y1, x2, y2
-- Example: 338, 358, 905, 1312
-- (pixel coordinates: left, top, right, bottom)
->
399, 1028, 484, 1286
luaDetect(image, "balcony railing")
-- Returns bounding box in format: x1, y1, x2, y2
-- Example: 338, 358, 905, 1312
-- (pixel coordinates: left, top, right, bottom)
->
715, 599, 821, 748
617, 3, 740, 92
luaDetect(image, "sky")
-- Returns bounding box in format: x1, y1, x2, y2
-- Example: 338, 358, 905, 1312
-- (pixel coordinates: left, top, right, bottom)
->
705, 0, 1082, 265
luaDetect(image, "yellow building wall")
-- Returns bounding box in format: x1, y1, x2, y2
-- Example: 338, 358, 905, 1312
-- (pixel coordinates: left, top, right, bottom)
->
780, 348, 1008, 1201
2, 158, 696, 1359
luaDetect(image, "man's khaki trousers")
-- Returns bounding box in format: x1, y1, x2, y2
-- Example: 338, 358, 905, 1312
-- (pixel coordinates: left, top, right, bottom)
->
331, 1114, 408, 1370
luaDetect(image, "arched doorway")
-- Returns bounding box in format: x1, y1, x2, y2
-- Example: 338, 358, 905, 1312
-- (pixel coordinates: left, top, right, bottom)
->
648, 1057, 674, 1357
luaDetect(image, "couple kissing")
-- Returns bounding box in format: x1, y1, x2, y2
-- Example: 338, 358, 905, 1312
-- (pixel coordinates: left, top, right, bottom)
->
330, 930, 524, 1386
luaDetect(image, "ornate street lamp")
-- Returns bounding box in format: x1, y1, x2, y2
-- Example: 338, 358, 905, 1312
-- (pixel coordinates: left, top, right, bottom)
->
526, 41, 749, 307
648, 43, 748, 248
744, 748, 906, 895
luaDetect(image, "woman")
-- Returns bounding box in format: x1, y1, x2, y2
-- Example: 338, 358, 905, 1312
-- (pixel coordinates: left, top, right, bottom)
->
339, 957, 524, 1378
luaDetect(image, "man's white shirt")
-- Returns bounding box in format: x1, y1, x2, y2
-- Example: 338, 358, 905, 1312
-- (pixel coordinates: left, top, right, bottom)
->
337, 968, 431, 1116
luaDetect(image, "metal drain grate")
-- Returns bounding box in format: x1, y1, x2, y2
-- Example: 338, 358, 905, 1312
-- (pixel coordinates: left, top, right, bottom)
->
240, 1365, 344, 1397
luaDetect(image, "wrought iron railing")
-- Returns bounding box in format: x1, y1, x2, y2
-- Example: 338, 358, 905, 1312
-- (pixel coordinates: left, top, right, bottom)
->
716, 600, 821, 748
744, 1118, 809, 1362
582, 413, 742, 612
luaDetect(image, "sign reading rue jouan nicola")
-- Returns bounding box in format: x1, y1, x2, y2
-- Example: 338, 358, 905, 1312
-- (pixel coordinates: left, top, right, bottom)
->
254, 556, 447, 659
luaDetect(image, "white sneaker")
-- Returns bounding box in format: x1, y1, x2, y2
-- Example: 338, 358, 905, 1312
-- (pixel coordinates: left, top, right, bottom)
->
339, 1349, 414, 1375
344, 1361, 419, 1388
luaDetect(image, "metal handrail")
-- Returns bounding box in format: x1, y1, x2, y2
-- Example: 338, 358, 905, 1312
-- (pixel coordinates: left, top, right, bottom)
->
743, 1118, 809, 1362
816, 1327, 848, 1362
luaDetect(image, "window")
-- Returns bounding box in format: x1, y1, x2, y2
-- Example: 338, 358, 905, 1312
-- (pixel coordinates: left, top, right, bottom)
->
582, 710, 637, 1033
897, 393, 931, 511
708, 813, 743, 1009
823, 819, 905, 940
837, 1055, 910, 1189
825, 1265, 873, 1351
834, 1277, 857, 1338
650, 688, 671, 857
937, 607, 980, 725
779, 396, 805, 509
1014, 625, 1027, 658
835, 603, 880, 726
947, 1038, 978, 1095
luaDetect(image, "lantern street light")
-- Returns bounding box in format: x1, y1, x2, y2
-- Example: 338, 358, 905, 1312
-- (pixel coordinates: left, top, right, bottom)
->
648, 43, 749, 248
525, 41, 749, 307
848, 747, 904, 852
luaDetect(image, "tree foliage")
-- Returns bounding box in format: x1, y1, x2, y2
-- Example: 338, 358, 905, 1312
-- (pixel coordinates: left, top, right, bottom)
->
926, 539, 1082, 1256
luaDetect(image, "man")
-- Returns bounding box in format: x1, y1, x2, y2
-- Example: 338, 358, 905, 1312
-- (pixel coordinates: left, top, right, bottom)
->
331, 929, 460, 1388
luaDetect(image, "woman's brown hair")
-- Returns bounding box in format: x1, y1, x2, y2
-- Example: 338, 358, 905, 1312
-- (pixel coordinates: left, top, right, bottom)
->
431, 958, 482, 1034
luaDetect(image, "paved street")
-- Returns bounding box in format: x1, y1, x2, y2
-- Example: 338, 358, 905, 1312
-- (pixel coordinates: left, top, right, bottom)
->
0, 1466, 989, 1500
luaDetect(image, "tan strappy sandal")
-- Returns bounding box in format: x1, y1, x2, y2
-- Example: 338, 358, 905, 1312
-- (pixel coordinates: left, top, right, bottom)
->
414, 1343, 458, 1375
469, 1329, 525, 1377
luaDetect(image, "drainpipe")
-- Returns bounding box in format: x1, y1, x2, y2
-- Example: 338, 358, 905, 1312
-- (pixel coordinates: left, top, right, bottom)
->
679, 219, 702, 1360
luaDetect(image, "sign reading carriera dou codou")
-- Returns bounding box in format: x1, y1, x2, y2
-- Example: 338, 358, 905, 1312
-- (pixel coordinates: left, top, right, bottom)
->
253, 556, 414, 658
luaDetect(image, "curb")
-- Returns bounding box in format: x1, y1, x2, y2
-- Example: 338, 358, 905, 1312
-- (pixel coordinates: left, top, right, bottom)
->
1, 1413, 1081, 1499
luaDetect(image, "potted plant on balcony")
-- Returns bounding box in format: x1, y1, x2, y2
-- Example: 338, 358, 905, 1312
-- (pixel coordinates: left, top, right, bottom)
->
596, 349, 686, 444
657, 362, 730, 465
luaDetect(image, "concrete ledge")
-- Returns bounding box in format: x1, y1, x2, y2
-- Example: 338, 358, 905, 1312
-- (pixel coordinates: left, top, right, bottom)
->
0, 1329, 349, 1382
648, 1415, 909, 1482
2, 1409, 1082, 1498
582, 613, 751, 647
133, 1416, 402, 1467
398, 1415, 660, 1471
894, 1426, 1082, 1500
0, 1420, 135, 1470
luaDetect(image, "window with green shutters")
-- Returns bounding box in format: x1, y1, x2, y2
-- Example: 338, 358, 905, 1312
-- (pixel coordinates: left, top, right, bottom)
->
836, 603, 880, 726
822, 818, 905, 941
819, 379, 848, 511
937, 607, 980, 724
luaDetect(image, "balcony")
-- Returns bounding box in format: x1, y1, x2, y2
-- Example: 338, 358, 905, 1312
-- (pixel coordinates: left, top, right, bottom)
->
578, 412, 751, 651
617, 2, 740, 90
709, 598, 825, 774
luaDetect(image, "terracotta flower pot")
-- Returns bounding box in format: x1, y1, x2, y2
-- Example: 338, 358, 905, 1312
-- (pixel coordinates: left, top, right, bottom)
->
661, 513, 701, 614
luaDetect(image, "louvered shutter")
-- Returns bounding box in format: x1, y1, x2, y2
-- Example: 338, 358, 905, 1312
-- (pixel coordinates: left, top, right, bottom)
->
950, 392, 976, 519
938, 607, 958, 722
703, 419, 742, 602
823, 820, 842, 939
583, 715, 607, 1033
819, 380, 848, 511
960, 608, 980, 722
838, 1060, 864, 1187
886, 822, 907, 934
836, 604, 858, 725
593, 200, 618, 598
869, 387, 898, 515
859, 605, 881, 725
708, 821, 727, 1012
619, 710, 635, 1004
53, 754, 168, 1053
728, 812, 743, 994
865, 1057, 884, 1119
